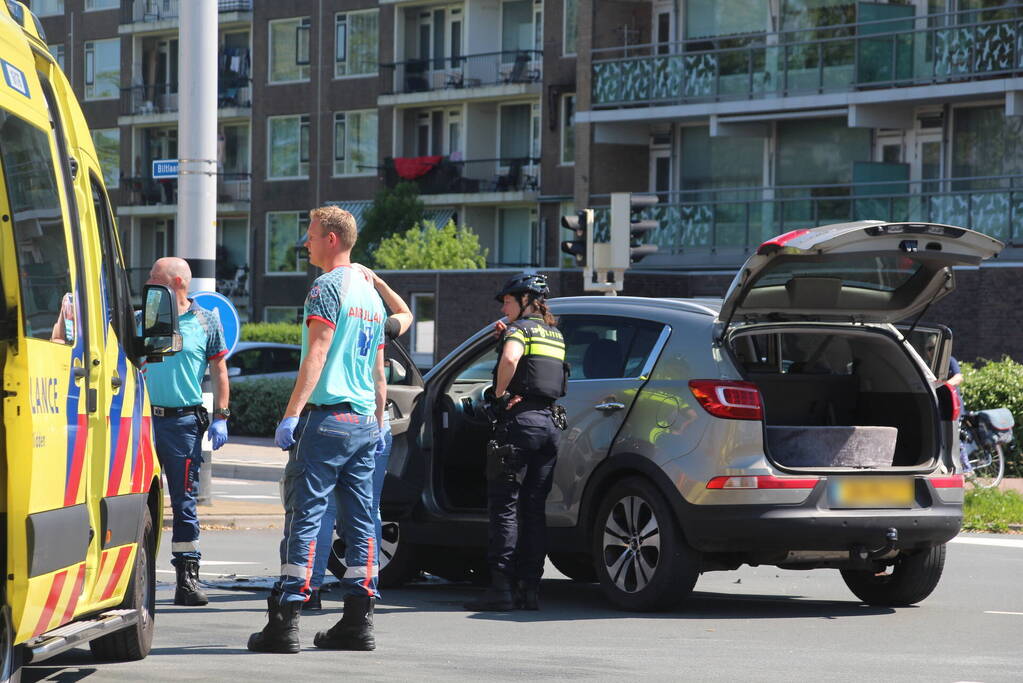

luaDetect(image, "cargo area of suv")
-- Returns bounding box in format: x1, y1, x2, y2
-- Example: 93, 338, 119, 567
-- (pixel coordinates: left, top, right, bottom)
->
730, 326, 939, 470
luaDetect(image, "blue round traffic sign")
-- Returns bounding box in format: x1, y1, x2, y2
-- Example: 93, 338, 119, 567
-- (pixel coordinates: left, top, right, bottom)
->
190, 291, 241, 356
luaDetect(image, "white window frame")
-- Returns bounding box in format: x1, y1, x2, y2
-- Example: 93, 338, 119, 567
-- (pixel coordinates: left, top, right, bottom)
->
333, 110, 378, 177
268, 17, 311, 85
264, 211, 309, 276
563, 0, 578, 57
263, 306, 303, 324
49, 43, 65, 71
335, 9, 379, 79
266, 114, 310, 180
84, 38, 119, 101
560, 93, 576, 166
410, 292, 436, 367
84, 0, 118, 10
35, 0, 64, 17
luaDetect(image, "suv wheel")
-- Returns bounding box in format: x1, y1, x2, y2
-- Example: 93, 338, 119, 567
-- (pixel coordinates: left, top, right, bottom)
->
840, 544, 947, 607
328, 520, 420, 588
592, 477, 699, 611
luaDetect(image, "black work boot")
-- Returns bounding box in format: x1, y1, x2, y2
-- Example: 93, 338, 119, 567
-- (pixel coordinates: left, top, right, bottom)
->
174, 559, 209, 606
247, 591, 302, 654
514, 579, 540, 611
464, 571, 515, 611
313, 595, 375, 651
302, 589, 322, 611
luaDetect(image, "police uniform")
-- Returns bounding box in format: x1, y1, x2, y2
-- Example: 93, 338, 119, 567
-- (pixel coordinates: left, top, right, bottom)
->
142, 300, 226, 603
488, 315, 567, 592
275, 265, 385, 607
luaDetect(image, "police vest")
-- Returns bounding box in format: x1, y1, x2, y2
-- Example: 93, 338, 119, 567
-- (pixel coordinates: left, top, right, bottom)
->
496, 317, 567, 400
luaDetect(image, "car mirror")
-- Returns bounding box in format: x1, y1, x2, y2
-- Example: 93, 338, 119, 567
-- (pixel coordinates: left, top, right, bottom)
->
386, 358, 407, 384
138, 284, 182, 361
227, 366, 242, 377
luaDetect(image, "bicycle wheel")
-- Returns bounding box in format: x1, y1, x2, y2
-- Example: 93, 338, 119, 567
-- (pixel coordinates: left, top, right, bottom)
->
966, 443, 1004, 489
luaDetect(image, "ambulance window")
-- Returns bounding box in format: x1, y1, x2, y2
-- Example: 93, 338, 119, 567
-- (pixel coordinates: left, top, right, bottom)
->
91, 175, 133, 345
0, 111, 74, 342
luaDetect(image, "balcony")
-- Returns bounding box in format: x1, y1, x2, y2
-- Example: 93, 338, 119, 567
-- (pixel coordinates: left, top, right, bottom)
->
383, 156, 538, 202
119, 80, 251, 118
592, 7, 1023, 109
382, 50, 542, 101
120, 0, 251, 26
590, 175, 1023, 267
119, 173, 250, 214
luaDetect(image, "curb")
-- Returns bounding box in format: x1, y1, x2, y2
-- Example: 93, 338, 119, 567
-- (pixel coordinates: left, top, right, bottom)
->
212, 461, 283, 482
163, 514, 283, 531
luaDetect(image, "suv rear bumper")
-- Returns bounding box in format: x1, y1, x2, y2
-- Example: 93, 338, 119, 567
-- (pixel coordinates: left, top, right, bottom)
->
679, 484, 962, 553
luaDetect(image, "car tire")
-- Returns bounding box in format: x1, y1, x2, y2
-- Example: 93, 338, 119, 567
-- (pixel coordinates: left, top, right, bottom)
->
90, 507, 156, 661
548, 552, 598, 583
840, 543, 947, 607
1, 599, 22, 683
328, 520, 420, 588
592, 476, 700, 612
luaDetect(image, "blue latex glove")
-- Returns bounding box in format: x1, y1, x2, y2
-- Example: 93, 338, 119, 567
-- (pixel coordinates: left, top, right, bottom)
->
275, 416, 300, 450
209, 418, 229, 450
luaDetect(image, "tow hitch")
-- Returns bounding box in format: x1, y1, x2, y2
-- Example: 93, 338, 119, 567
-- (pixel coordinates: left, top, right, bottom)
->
852, 527, 899, 563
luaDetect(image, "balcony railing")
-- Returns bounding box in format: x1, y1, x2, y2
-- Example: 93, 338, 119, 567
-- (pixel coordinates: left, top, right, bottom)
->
383, 156, 539, 195
592, 6, 1023, 107
120, 80, 251, 116
121, 0, 251, 24
121, 173, 251, 206
383, 50, 542, 95
589, 175, 1023, 259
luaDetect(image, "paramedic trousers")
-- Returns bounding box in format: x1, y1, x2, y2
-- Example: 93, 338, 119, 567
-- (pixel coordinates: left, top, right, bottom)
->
153, 412, 205, 567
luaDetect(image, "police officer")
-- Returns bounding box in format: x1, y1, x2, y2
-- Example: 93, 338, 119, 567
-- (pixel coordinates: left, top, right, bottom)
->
143, 257, 230, 607
466, 273, 567, 612
248, 206, 386, 654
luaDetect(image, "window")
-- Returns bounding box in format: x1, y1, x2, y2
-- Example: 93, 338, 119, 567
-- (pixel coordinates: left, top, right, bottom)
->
499, 103, 538, 162
84, 38, 119, 100
228, 348, 264, 375
264, 306, 303, 324
85, 0, 117, 9
498, 207, 535, 266
563, 0, 578, 55
560, 94, 575, 165
267, 115, 309, 179
952, 105, 1023, 189
333, 110, 377, 176
91, 129, 119, 189
269, 17, 311, 83
335, 10, 379, 77
560, 316, 666, 380
34, 0, 64, 16
410, 293, 435, 368
266, 211, 309, 274
1, 110, 74, 342
220, 123, 250, 175
92, 176, 134, 344
48, 44, 64, 71
775, 118, 870, 187
502, 0, 534, 58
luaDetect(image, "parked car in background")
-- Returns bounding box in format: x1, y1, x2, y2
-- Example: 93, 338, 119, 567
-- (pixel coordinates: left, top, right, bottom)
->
225, 342, 301, 382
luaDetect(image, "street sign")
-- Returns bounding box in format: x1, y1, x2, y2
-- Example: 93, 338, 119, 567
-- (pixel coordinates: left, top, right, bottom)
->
152, 159, 179, 179
191, 291, 241, 356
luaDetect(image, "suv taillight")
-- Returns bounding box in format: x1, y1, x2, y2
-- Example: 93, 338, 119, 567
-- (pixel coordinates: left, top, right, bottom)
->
706, 475, 819, 490
689, 380, 763, 421
936, 382, 961, 421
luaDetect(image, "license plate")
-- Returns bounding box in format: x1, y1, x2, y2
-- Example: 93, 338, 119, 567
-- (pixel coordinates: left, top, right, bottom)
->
828, 476, 914, 509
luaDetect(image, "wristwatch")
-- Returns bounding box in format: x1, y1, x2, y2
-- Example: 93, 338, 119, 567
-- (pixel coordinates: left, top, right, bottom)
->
214, 407, 232, 418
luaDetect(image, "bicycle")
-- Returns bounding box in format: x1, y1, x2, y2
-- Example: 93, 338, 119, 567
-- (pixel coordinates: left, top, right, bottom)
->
959, 408, 1014, 489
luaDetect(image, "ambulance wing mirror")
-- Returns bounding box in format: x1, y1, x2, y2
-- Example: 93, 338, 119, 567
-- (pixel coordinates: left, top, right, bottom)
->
139, 284, 182, 361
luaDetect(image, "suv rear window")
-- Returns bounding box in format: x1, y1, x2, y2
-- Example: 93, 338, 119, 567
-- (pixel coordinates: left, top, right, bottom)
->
752, 254, 921, 292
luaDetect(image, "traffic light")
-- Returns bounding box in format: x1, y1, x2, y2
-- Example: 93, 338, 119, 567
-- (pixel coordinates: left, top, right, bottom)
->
610, 192, 659, 267
560, 209, 593, 268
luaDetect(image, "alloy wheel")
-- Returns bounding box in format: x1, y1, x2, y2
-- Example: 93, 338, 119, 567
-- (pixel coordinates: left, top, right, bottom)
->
601, 495, 661, 593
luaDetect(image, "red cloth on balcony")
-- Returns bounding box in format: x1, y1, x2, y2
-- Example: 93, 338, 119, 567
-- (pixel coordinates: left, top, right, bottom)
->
394, 155, 443, 180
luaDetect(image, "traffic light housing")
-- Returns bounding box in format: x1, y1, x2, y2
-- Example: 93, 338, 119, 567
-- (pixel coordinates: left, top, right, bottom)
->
610, 192, 659, 268
560, 209, 593, 268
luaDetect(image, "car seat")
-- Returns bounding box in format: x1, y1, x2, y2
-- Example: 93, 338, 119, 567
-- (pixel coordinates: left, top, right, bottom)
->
583, 338, 623, 379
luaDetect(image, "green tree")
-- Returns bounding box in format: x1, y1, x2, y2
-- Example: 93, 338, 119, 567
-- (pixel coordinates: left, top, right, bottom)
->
354, 182, 425, 265
376, 220, 488, 270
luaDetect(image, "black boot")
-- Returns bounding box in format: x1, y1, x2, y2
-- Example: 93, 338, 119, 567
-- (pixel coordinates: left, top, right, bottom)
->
313, 595, 375, 651
514, 579, 539, 611
247, 591, 302, 654
464, 572, 515, 611
174, 559, 208, 606
302, 589, 322, 611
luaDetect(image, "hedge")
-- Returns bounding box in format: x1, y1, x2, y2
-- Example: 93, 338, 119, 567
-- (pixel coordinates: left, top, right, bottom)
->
960, 356, 1023, 478
241, 322, 302, 346
228, 377, 293, 437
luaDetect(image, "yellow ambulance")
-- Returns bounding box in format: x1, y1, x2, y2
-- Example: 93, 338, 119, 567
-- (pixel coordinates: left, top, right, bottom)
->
0, 2, 181, 679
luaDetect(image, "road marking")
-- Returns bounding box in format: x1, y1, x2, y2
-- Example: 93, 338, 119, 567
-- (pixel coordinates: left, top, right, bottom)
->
950, 536, 1023, 549
215, 494, 280, 500
211, 478, 253, 485
984, 611, 1023, 616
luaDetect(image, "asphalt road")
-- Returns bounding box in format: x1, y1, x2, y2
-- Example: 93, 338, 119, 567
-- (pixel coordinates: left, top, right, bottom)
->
21, 529, 1023, 682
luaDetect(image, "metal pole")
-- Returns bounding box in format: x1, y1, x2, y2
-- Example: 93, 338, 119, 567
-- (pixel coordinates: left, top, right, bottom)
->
178, 0, 218, 505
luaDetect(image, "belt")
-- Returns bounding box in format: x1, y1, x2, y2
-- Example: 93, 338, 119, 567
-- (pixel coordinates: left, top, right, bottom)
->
152, 405, 203, 418
304, 401, 354, 413
504, 397, 555, 417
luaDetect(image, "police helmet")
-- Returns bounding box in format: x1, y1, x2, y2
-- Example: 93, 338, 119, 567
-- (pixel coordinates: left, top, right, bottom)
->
495, 272, 549, 302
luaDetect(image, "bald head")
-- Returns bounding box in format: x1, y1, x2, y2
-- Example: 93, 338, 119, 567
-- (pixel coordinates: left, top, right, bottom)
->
148, 257, 192, 293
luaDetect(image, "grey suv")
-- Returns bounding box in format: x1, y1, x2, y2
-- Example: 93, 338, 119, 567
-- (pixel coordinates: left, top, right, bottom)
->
369, 221, 1002, 611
